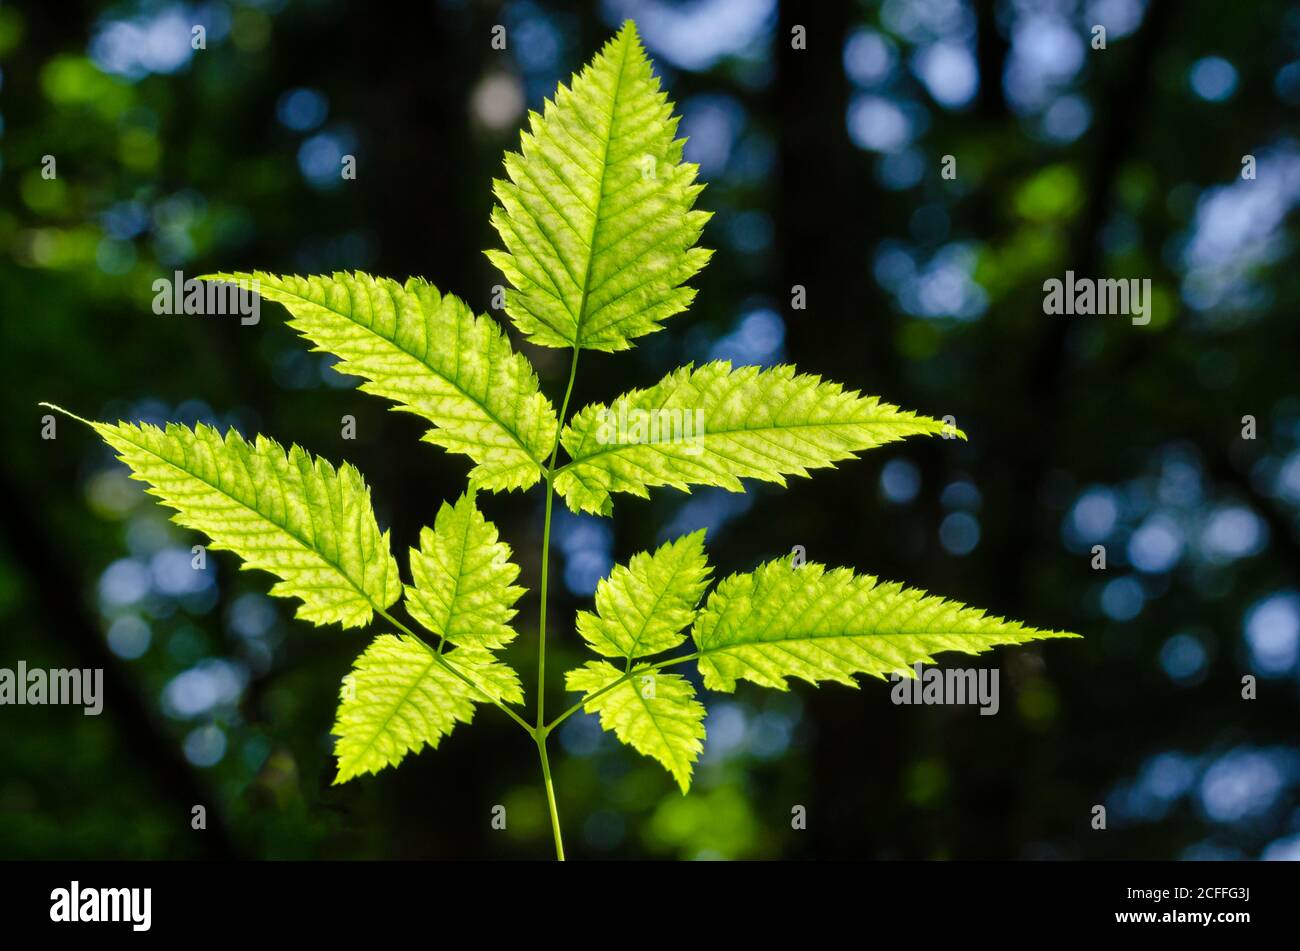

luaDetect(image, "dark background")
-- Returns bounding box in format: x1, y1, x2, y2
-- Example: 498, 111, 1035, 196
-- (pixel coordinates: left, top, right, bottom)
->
2, 0, 1298, 860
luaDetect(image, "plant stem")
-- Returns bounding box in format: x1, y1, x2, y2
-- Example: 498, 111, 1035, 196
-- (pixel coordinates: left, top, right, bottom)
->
536, 734, 565, 861
535, 347, 581, 859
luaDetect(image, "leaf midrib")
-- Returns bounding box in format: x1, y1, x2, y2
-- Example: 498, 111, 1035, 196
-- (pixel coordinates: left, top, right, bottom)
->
570, 30, 633, 345
628, 672, 692, 786
697, 629, 1063, 651
348, 641, 442, 765
619, 547, 698, 658
558, 415, 940, 472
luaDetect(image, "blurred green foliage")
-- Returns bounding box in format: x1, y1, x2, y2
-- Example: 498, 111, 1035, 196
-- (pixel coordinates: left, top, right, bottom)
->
2, 0, 1298, 860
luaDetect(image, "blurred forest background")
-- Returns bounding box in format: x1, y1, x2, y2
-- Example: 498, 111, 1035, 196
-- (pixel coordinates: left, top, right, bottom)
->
2, 0, 1298, 860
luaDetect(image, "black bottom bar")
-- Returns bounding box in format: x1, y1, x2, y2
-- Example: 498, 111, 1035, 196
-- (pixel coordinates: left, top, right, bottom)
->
0, 860, 1281, 937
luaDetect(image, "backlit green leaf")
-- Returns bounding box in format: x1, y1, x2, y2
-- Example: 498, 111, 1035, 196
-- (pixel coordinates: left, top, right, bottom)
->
575, 529, 710, 659
565, 660, 705, 793
59, 409, 400, 629
405, 490, 525, 650
204, 271, 558, 491
486, 20, 711, 352
555, 362, 957, 515
334, 635, 523, 783
693, 557, 1079, 692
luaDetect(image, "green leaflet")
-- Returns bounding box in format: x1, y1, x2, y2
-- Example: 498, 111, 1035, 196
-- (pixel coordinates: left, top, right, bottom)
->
576, 529, 710, 659
565, 660, 705, 793
334, 635, 523, 783
405, 490, 525, 650
555, 361, 958, 515
692, 557, 1080, 693
485, 20, 711, 352
203, 271, 558, 491
55, 408, 400, 629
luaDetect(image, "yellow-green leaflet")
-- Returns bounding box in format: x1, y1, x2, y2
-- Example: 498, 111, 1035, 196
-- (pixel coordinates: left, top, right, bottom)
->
63, 411, 400, 629
333, 635, 523, 783
486, 21, 711, 351
405, 491, 526, 650
692, 557, 1080, 693
203, 271, 558, 491
576, 529, 710, 659
555, 361, 958, 515
565, 660, 705, 793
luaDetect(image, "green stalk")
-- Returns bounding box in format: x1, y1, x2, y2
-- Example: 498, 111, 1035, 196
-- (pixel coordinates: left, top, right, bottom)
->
536, 734, 565, 861
536, 348, 580, 860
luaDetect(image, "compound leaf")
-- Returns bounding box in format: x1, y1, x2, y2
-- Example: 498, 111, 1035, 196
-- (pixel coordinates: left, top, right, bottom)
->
565, 660, 705, 793
486, 20, 711, 352
59, 409, 400, 629
405, 490, 525, 650
203, 271, 558, 491
693, 557, 1080, 692
576, 528, 710, 659
333, 634, 523, 783
555, 361, 957, 515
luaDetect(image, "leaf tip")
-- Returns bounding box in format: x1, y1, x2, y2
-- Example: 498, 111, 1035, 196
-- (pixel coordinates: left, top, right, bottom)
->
38, 401, 93, 427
